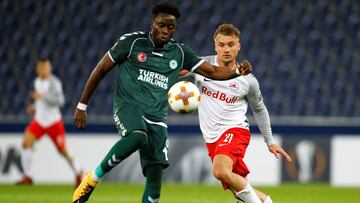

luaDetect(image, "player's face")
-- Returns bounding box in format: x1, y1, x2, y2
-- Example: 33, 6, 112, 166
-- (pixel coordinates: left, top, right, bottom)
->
214, 34, 240, 64
151, 13, 177, 46
36, 61, 52, 79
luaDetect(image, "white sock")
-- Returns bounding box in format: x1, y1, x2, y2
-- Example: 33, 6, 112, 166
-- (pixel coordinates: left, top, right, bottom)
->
236, 182, 262, 203
21, 148, 32, 177
263, 196, 273, 203
92, 171, 101, 181
64, 154, 82, 175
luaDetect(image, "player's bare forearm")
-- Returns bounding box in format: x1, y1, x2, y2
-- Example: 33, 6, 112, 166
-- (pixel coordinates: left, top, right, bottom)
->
195, 64, 237, 80
75, 54, 115, 129
195, 60, 252, 80
78, 54, 115, 104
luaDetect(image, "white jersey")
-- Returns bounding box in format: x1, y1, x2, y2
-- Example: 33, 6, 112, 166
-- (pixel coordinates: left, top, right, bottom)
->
195, 55, 274, 146
33, 74, 65, 127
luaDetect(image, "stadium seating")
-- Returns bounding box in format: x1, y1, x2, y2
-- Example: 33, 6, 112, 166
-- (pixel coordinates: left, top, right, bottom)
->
1, 0, 359, 118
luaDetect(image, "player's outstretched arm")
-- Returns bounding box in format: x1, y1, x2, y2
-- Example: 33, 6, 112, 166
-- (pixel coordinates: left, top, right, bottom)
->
74, 54, 116, 129
194, 59, 252, 80
268, 144, 292, 163
178, 69, 192, 78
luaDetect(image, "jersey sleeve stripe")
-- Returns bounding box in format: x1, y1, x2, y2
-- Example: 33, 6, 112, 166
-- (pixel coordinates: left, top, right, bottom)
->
107, 51, 115, 63
190, 59, 205, 72
127, 38, 147, 58
174, 44, 185, 68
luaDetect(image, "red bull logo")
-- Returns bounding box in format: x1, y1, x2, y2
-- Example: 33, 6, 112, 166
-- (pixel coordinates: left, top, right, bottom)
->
202, 86, 238, 104
229, 82, 239, 90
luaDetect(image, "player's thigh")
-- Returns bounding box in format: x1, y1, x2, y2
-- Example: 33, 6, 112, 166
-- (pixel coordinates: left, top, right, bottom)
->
23, 120, 44, 147
213, 154, 234, 173
114, 104, 147, 136
139, 123, 169, 175
215, 128, 251, 177
46, 120, 67, 152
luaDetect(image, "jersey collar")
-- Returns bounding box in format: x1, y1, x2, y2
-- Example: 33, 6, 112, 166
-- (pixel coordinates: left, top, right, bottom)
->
148, 32, 156, 47
147, 32, 174, 50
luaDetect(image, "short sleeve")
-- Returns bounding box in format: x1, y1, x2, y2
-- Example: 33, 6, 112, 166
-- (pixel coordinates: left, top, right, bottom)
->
108, 32, 141, 64
179, 44, 204, 72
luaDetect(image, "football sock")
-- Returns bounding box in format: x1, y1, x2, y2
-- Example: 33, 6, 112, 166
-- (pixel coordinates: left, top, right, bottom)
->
64, 154, 82, 175
236, 182, 262, 203
21, 148, 32, 177
263, 196, 273, 203
94, 130, 147, 179
93, 167, 103, 181
142, 165, 162, 203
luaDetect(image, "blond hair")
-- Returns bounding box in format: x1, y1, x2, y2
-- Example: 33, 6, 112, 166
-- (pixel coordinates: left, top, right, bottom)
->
214, 24, 240, 40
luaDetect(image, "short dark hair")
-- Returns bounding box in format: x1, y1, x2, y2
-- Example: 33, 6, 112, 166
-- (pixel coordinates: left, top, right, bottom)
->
152, 2, 181, 19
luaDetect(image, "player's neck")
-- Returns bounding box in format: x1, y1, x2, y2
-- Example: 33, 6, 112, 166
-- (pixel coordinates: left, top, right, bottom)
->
39, 75, 50, 80
149, 33, 166, 48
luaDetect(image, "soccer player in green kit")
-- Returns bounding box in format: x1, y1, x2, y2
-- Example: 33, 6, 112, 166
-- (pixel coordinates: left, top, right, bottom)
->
72, 2, 252, 203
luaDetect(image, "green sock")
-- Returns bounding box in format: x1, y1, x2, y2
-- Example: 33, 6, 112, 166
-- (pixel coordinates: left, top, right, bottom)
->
142, 165, 163, 203
94, 130, 147, 179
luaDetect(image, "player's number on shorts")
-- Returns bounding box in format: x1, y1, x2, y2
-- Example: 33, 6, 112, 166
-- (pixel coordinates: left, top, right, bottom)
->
163, 139, 169, 161
223, 133, 234, 143
163, 147, 168, 161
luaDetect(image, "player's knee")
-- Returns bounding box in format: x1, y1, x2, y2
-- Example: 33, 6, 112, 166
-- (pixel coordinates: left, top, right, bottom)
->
212, 166, 231, 182
22, 141, 29, 149
22, 133, 35, 149
58, 148, 67, 156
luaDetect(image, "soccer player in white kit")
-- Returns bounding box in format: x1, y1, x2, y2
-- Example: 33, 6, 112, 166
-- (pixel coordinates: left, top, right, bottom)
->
17, 58, 83, 187
192, 24, 292, 203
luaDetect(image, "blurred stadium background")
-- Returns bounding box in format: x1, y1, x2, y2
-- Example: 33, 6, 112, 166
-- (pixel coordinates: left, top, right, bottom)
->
0, 0, 359, 202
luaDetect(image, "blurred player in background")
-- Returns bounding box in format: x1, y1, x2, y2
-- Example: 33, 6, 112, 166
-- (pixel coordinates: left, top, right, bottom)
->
183, 24, 292, 203
72, 2, 252, 203
17, 58, 83, 187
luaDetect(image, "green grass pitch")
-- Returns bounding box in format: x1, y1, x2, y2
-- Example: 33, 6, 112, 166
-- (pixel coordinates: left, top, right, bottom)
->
0, 183, 359, 203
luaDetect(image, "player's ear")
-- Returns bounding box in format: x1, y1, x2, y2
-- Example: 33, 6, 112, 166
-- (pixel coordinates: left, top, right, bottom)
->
238, 42, 241, 51
150, 16, 156, 29
150, 20, 154, 29
214, 38, 218, 52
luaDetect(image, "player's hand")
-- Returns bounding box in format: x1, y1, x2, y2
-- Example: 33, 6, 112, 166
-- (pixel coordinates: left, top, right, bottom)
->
238, 59, 252, 75
26, 105, 35, 117
268, 144, 292, 163
179, 69, 190, 76
30, 91, 42, 100
74, 108, 87, 129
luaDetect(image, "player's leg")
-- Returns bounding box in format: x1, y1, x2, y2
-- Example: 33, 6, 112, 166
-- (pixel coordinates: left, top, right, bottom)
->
58, 147, 83, 187
47, 120, 83, 187
140, 123, 169, 203
73, 106, 147, 203
212, 154, 247, 191
232, 189, 272, 203
232, 188, 272, 203
212, 155, 261, 203
254, 189, 273, 203
17, 120, 44, 185
210, 128, 261, 203
72, 130, 148, 203
95, 129, 148, 178
142, 165, 163, 203
18, 130, 36, 184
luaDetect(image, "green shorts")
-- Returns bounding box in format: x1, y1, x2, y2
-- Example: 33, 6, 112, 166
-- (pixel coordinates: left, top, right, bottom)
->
113, 104, 169, 174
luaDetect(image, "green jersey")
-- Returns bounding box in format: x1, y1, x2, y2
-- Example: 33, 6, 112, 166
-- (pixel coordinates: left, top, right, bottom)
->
108, 31, 203, 122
